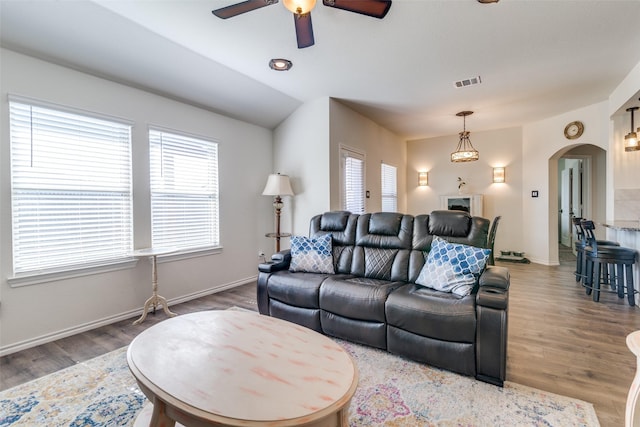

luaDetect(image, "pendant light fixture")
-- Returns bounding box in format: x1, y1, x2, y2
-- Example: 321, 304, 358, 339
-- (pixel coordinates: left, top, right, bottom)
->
625, 106, 639, 152
451, 111, 479, 162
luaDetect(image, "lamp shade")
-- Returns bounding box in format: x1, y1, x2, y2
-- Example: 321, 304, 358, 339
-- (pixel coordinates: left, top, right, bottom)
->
262, 173, 294, 196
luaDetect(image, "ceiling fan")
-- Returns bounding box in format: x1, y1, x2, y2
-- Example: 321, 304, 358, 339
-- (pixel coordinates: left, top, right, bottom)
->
212, 0, 392, 49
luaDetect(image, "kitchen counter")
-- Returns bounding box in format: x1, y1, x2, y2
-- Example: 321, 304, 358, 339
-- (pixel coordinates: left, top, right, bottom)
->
603, 221, 640, 307
602, 221, 640, 232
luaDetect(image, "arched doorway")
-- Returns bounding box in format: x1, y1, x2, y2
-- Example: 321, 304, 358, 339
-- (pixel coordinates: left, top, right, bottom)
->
548, 144, 607, 265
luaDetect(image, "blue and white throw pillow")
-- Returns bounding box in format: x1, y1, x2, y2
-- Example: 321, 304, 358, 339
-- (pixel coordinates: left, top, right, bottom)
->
416, 236, 491, 297
289, 234, 335, 274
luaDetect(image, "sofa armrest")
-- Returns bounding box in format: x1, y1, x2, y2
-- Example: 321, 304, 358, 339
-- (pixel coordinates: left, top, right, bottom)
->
258, 250, 291, 273
475, 265, 509, 386
257, 250, 291, 315
476, 266, 509, 310
478, 265, 509, 290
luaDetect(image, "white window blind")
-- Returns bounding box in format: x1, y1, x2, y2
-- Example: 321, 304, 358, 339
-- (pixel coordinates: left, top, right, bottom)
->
341, 148, 365, 214
9, 101, 133, 274
149, 129, 219, 250
381, 163, 397, 212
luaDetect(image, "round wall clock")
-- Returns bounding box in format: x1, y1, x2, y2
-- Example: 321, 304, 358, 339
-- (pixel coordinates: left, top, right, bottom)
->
564, 121, 584, 139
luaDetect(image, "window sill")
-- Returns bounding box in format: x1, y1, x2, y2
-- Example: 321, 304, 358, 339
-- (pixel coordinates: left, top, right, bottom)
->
153, 246, 223, 263
8, 258, 140, 288
8, 246, 223, 288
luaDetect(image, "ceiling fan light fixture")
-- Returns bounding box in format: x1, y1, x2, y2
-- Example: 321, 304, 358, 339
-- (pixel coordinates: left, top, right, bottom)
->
269, 58, 293, 71
451, 111, 479, 163
283, 0, 316, 14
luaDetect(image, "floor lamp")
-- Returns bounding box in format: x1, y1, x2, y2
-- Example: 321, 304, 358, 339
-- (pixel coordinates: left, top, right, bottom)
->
262, 173, 294, 252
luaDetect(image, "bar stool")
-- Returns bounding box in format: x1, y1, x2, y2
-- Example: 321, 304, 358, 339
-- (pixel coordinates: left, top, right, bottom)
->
582, 220, 637, 306
573, 217, 618, 283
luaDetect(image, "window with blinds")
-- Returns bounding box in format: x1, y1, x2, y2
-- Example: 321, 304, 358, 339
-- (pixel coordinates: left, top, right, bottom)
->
381, 163, 397, 212
149, 129, 219, 250
9, 100, 133, 275
341, 148, 365, 214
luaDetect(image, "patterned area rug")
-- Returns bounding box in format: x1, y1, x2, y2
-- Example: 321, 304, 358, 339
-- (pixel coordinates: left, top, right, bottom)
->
1, 339, 599, 426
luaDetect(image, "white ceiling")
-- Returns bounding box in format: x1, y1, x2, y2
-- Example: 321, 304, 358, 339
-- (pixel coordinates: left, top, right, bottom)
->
2, 0, 640, 140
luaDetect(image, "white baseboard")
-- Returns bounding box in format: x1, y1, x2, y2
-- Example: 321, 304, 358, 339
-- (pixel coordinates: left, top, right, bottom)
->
528, 256, 559, 266
0, 276, 257, 357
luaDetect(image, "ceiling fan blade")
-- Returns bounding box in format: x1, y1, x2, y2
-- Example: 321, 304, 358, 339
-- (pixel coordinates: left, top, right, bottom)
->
212, 0, 278, 19
294, 12, 315, 49
322, 0, 391, 19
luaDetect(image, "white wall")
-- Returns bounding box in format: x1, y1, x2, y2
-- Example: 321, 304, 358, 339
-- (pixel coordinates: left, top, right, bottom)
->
522, 101, 609, 265
608, 61, 640, 222
0, 49, 274, 354
329, 99, 407, 213
273, 97, 331, 241
272, 97, 406, 246
407, 127, 523, 258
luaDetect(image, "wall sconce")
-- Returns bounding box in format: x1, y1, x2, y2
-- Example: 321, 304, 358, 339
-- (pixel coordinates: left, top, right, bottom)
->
625, 106, 639, 152
493, 167, 505, 183
418, 171, 429, 186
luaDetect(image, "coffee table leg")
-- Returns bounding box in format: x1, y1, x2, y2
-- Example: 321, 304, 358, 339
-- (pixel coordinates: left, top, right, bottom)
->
337, 406, 349, 427
149, 398, 176, 427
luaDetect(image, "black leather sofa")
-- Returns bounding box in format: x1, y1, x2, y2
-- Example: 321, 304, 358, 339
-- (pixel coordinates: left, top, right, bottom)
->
257, 210, 510, 386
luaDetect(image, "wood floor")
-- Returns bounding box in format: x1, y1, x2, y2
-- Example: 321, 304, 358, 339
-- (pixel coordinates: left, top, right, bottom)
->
2, 249, 640, 427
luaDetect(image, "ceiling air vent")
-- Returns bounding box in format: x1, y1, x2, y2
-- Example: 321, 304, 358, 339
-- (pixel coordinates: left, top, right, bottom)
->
454, 76, 482, 88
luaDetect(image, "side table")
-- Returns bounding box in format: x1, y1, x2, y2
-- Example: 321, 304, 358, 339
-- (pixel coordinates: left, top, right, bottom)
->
132, 248, 177, 325
265, 232, 291, 252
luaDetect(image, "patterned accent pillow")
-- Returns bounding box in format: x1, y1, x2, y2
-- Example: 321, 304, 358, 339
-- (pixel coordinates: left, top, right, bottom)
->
416, 236, 491, 297
289, 234, 335, 274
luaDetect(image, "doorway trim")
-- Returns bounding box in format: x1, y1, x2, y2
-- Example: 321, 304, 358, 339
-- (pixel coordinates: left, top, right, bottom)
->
549, 144, 605, 265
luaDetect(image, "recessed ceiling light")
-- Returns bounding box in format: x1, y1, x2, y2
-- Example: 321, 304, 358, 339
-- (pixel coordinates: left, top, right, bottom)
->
269, 58, 293, 71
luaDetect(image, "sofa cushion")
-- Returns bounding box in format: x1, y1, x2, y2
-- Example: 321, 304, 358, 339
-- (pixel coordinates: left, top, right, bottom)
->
356, 213, 413, 249
267, 271, 329, 309
416, 236, 491, 297
386, 284, 477, 343
319, 276, 404, 322
290, 234, 335, 274
321, 310, 387, 350
428, 210, 471, 237
387, 326, 475, 376
269, 300, 322, 332
427, 211, 489, 248
310, 211, 358, 246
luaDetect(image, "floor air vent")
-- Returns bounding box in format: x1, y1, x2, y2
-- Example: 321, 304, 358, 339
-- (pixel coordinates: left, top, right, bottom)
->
454, 76, 482, 88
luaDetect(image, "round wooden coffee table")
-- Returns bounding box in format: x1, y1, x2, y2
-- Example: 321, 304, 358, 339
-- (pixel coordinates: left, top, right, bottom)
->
127, 310, 358, 427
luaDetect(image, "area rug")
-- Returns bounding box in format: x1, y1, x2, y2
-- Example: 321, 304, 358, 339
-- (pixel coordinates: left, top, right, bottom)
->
1, 340, 599, 426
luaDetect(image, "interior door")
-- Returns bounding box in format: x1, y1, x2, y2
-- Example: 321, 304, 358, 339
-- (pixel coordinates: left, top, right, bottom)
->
560, 168, 573, 246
